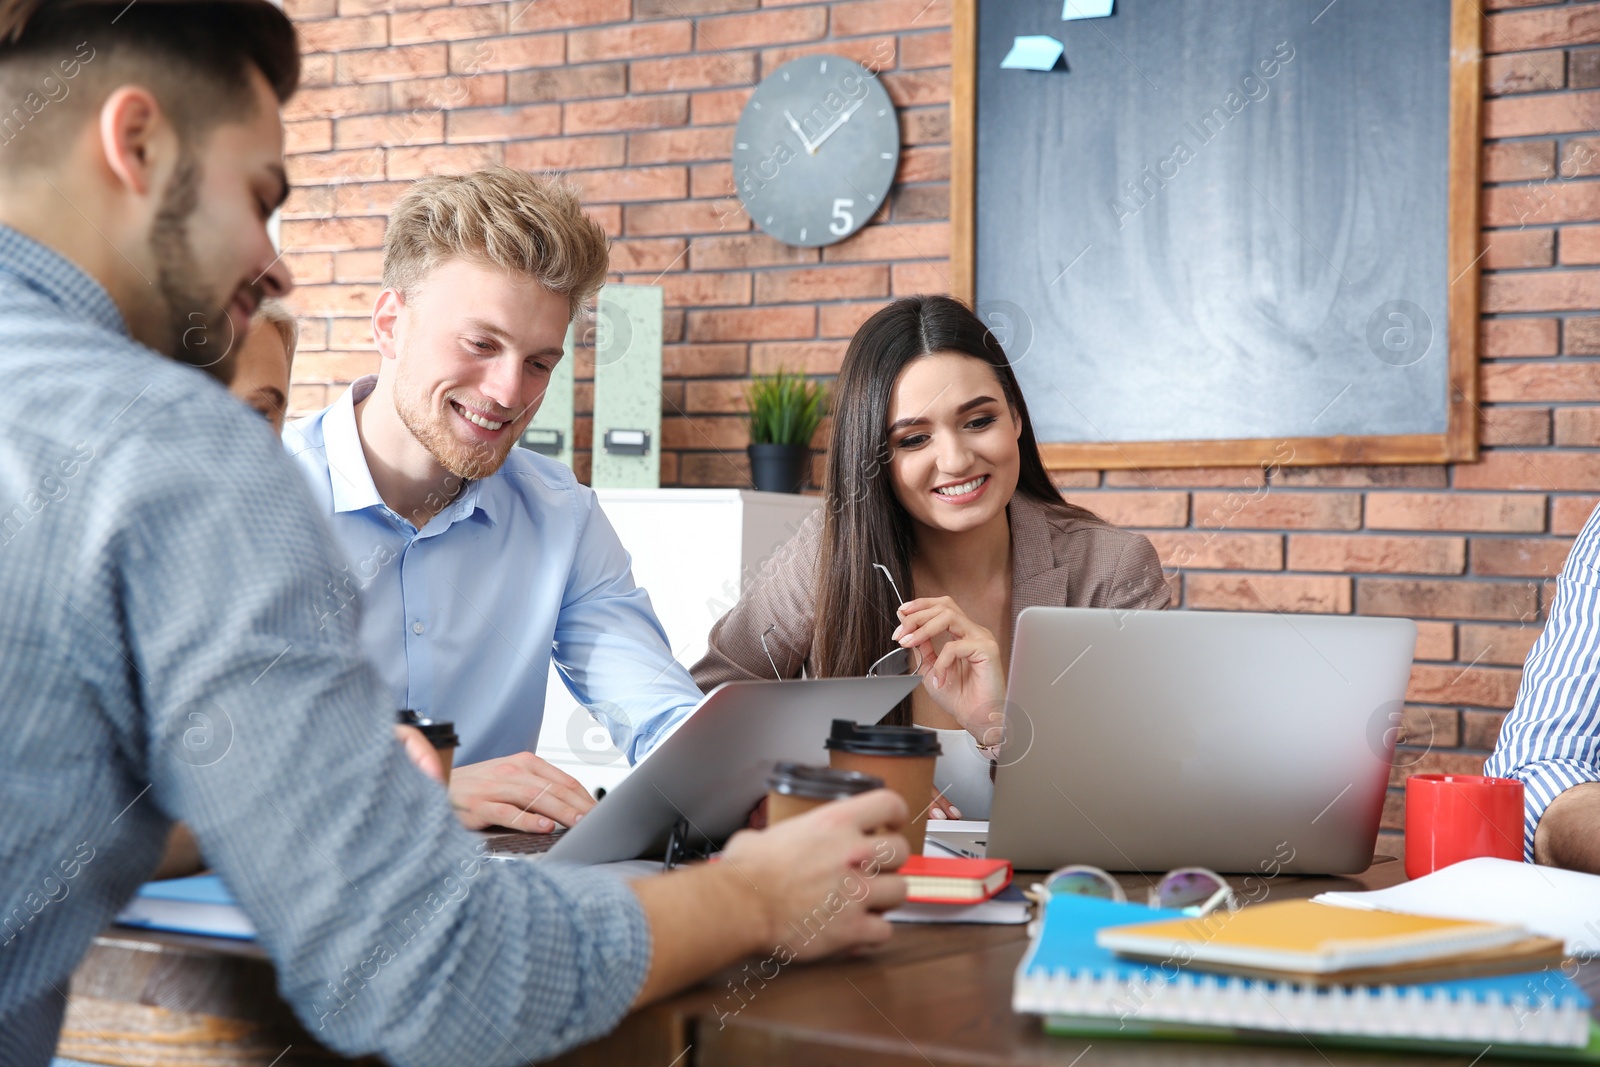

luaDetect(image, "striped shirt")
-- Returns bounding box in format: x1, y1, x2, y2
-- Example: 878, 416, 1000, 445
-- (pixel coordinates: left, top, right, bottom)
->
0, 225, 648, 1065
1483, 502, 1600, 860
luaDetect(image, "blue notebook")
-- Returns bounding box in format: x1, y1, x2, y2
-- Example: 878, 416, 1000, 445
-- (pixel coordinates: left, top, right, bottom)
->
1015, 896, 1594, 1051
114, 874, 257, 941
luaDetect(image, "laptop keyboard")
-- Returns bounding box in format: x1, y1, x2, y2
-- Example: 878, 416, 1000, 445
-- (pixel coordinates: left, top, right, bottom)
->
482, 829, 566, 855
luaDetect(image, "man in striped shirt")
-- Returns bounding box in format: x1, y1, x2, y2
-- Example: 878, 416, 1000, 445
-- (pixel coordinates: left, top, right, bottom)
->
1484, 506, 1600, 874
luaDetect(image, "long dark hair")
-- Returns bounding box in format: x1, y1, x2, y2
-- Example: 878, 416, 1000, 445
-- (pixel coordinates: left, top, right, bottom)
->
814, 295, 1094, 725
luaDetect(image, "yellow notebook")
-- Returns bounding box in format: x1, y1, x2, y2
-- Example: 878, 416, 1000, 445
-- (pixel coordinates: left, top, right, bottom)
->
1095, 900, 1528, 974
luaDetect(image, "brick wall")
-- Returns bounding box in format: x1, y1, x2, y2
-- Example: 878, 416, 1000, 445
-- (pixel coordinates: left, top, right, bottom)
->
281, 0, 1600, 859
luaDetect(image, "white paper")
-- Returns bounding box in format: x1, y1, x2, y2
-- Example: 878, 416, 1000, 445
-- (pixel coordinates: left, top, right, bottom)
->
1063, 0, 1114, 19
1313, 857, 1600, 956
1000, 35, 1065, 72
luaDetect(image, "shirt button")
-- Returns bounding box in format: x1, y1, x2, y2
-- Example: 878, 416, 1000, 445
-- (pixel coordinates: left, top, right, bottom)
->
412, 621, 425, 635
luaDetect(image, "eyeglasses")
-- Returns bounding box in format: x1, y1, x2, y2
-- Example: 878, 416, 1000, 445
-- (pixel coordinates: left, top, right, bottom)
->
1025, 864, 1236, 917
867, 563, 922, 678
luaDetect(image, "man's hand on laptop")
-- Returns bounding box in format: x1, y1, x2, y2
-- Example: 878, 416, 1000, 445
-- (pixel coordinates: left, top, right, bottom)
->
893, 595, 1007, 741
447, 752, 596, 832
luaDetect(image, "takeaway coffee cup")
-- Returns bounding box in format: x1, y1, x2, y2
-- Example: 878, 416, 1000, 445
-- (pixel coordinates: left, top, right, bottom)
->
398, 709, 459, 786
825, 719, 942, 854
765, 762, 885, 825
1404, 774, 1524, 880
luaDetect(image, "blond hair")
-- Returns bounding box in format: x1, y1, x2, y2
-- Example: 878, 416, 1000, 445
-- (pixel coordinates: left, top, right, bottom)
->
382, 167, 610, 319
251, 298, 298, 372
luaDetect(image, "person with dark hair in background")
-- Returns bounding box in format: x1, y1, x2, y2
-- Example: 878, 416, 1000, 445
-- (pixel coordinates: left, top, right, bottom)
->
0, 3, 909, 1064
694, 295, 1171, 819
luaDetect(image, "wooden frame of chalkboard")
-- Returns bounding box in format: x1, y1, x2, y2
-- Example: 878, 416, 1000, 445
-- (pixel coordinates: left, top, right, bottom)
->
950, 0, 1483, 470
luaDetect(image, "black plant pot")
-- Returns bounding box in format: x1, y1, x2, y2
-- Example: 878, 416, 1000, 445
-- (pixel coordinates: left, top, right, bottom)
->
747, 443, 811, 494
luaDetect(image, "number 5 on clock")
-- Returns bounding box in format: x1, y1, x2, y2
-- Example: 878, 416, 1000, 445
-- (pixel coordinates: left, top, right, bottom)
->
829, 198, 855, 236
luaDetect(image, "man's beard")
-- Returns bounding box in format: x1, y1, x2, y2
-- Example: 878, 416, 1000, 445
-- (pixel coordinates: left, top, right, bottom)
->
392, 358, 523, 483
149, 155, 251, 383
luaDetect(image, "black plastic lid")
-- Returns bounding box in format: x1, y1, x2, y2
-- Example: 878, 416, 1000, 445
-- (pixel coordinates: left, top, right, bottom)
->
397, 709, 459, 750
767, 761, 884, 800
824, 719, 942, 757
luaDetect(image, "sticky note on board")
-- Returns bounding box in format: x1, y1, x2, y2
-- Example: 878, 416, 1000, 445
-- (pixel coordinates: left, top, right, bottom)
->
1063, 0, 1114, 18
1000, 35, 1065, 71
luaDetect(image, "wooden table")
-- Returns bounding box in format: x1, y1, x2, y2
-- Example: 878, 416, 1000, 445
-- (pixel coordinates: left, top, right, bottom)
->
60, 859, 1599, 1067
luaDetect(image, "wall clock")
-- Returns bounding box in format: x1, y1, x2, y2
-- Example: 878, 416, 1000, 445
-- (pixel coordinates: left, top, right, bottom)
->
732, 54, 901, 248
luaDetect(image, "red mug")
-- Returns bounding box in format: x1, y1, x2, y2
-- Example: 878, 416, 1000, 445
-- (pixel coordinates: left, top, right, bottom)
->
1404, 774, 1524, 880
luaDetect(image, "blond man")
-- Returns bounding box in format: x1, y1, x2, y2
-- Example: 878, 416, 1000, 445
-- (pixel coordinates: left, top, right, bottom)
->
284, 168, 702, 833
230, 298, 298, 432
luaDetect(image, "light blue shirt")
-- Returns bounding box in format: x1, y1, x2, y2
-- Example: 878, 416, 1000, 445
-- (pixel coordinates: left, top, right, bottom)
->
283, 377, 699, 766
1484, 503, 1600, 860
0, 224, 649, 1066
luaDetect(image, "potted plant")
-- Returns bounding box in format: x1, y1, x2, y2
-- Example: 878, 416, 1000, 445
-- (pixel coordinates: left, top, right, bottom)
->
745, 368, 827, 494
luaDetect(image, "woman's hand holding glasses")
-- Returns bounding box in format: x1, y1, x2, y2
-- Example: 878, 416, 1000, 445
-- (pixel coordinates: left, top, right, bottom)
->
891, 596, 1008, 745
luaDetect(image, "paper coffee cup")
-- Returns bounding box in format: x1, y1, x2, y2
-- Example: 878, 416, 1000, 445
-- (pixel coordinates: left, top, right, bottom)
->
766, 761, 884, 824
825, 719, 941, 854
398, 710, 459, 787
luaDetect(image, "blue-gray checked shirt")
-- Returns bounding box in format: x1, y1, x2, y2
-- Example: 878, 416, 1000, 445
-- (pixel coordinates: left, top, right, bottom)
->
1485, 502, 1600, 860
0, 225, 650, 1065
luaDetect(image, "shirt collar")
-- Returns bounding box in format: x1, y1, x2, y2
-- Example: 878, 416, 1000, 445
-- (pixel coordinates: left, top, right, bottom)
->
0, 224, 130, 339
323, 376, 500, 529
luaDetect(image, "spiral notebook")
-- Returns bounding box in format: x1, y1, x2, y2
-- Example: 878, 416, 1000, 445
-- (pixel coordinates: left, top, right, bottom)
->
1014, 896, 1594, 1052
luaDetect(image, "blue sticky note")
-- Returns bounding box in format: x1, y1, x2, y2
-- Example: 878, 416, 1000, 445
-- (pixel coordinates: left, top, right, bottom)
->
1000, 35, 1065, 72
1063, 0, 1114, 18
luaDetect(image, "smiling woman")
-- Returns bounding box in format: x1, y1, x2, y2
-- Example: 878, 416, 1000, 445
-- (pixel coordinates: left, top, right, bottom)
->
692, 296, 1172, 818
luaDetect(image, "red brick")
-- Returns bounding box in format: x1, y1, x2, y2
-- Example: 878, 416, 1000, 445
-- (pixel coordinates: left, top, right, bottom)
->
1063, 491, 1188, 528
1472, 537, 1575, 577
1389, 753, 1488, 789
662, 415, 748, 450
823, 222, 952, 263
1561, 137, 1600, 177
509, 63, 627, 103
818, 300, 890, 337
683, 380, 750, 413
334, 112, 442, 151
1361, 579, 1540, 622
569, 166, 688, 203
1105, 467, 1265, 489
301, 54, 335, 87
1144, 532, 1282, 571
283, 252, 333, 287
329, 318, 377, 349
285, 0, 334, 16
326, 181, 416, 218
1453, 449, 1600, 490
450, 34, 563, 74
1287, 535, 1466, 575
292, 350, 381, 383
749, 341, 849, 375
690, 163, 737, 198
1567, 319, 1600, 354
1405, 663, 1524, 709
1482, 361, 1600, 402
690, 233, 818, 270
695, 8, 827, 50
281, 186, 334, 219
1482, 317, 1559, 357
631, 53, 757, 93
629, 127, 735, 164
570, 21, 693, 62
882, 69, 949, 107
1481, 407, 1552, 446
900, 107, 951, 146
832, 0, 951, 35
1185, 574, 1350, 614
1553, 495, 1600, 533
299, 14, 387, 53
637, 0, 756, 14
902, 31, 952, 70
625, 199, 750, 236
608, 238, 690, 274
1190, 491, 1361, 531
678, 450, 752, 488
890, 261, 955, 296
664, 344, 749, 377
1554, 407, 1600, 444
753, 265, 889, 303
691, 88, 754, 126
763, 38, 898, 79
1458, 622, 1544, 666
1463, 711, 1509, 752
505, 0, 628, 28
335, 44, 447, 83
391, 74, 507, 111
338, 0, 433, 13
386, 143, 502, 180
1049, 472, 1101, 490
1486, 5, 1600, 52
565, 95, 690, 134
1482, 182, 1600, 227
279, 216, 387, 251
283, 84, 389, 123
332, 250, 383, 283
1483, 227, 1555, 269
290, 284, 384, 318
1276, 466, 1448, 488
1559, 224, 1600, 264
445, 104, 562, 143
648, 271, 750, 307
505, 134, 627, 171
1483, 141, 1556, 182
1414, 622, 1456, 662
288, 383, 330, 416
686, 305, 815, 342
1365, 492, 1545, 532
1485, 50, 1565, 95
896, 145, 951, 184
1484, 270, 1600, 312
285, 119, 333, 156
391, 6, 507, 45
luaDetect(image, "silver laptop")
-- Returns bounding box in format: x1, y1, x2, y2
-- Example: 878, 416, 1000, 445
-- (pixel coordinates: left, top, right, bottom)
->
980, 607, 1416, 874
489, 675, 919, 866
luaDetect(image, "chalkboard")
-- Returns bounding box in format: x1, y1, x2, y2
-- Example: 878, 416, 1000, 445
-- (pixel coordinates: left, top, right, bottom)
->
950, 0, 1481, 469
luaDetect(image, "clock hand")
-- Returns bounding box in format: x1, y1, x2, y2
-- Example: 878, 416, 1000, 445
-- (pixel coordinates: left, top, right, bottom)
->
781, 108, 816, 154
807, 95, 867, 154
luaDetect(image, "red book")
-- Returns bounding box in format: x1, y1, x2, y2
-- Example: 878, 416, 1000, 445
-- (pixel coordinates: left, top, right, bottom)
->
899, 856, 1013, 904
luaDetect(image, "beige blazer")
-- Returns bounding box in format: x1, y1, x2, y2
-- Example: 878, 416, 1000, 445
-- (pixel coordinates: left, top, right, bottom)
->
690, 492, 1172, 691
